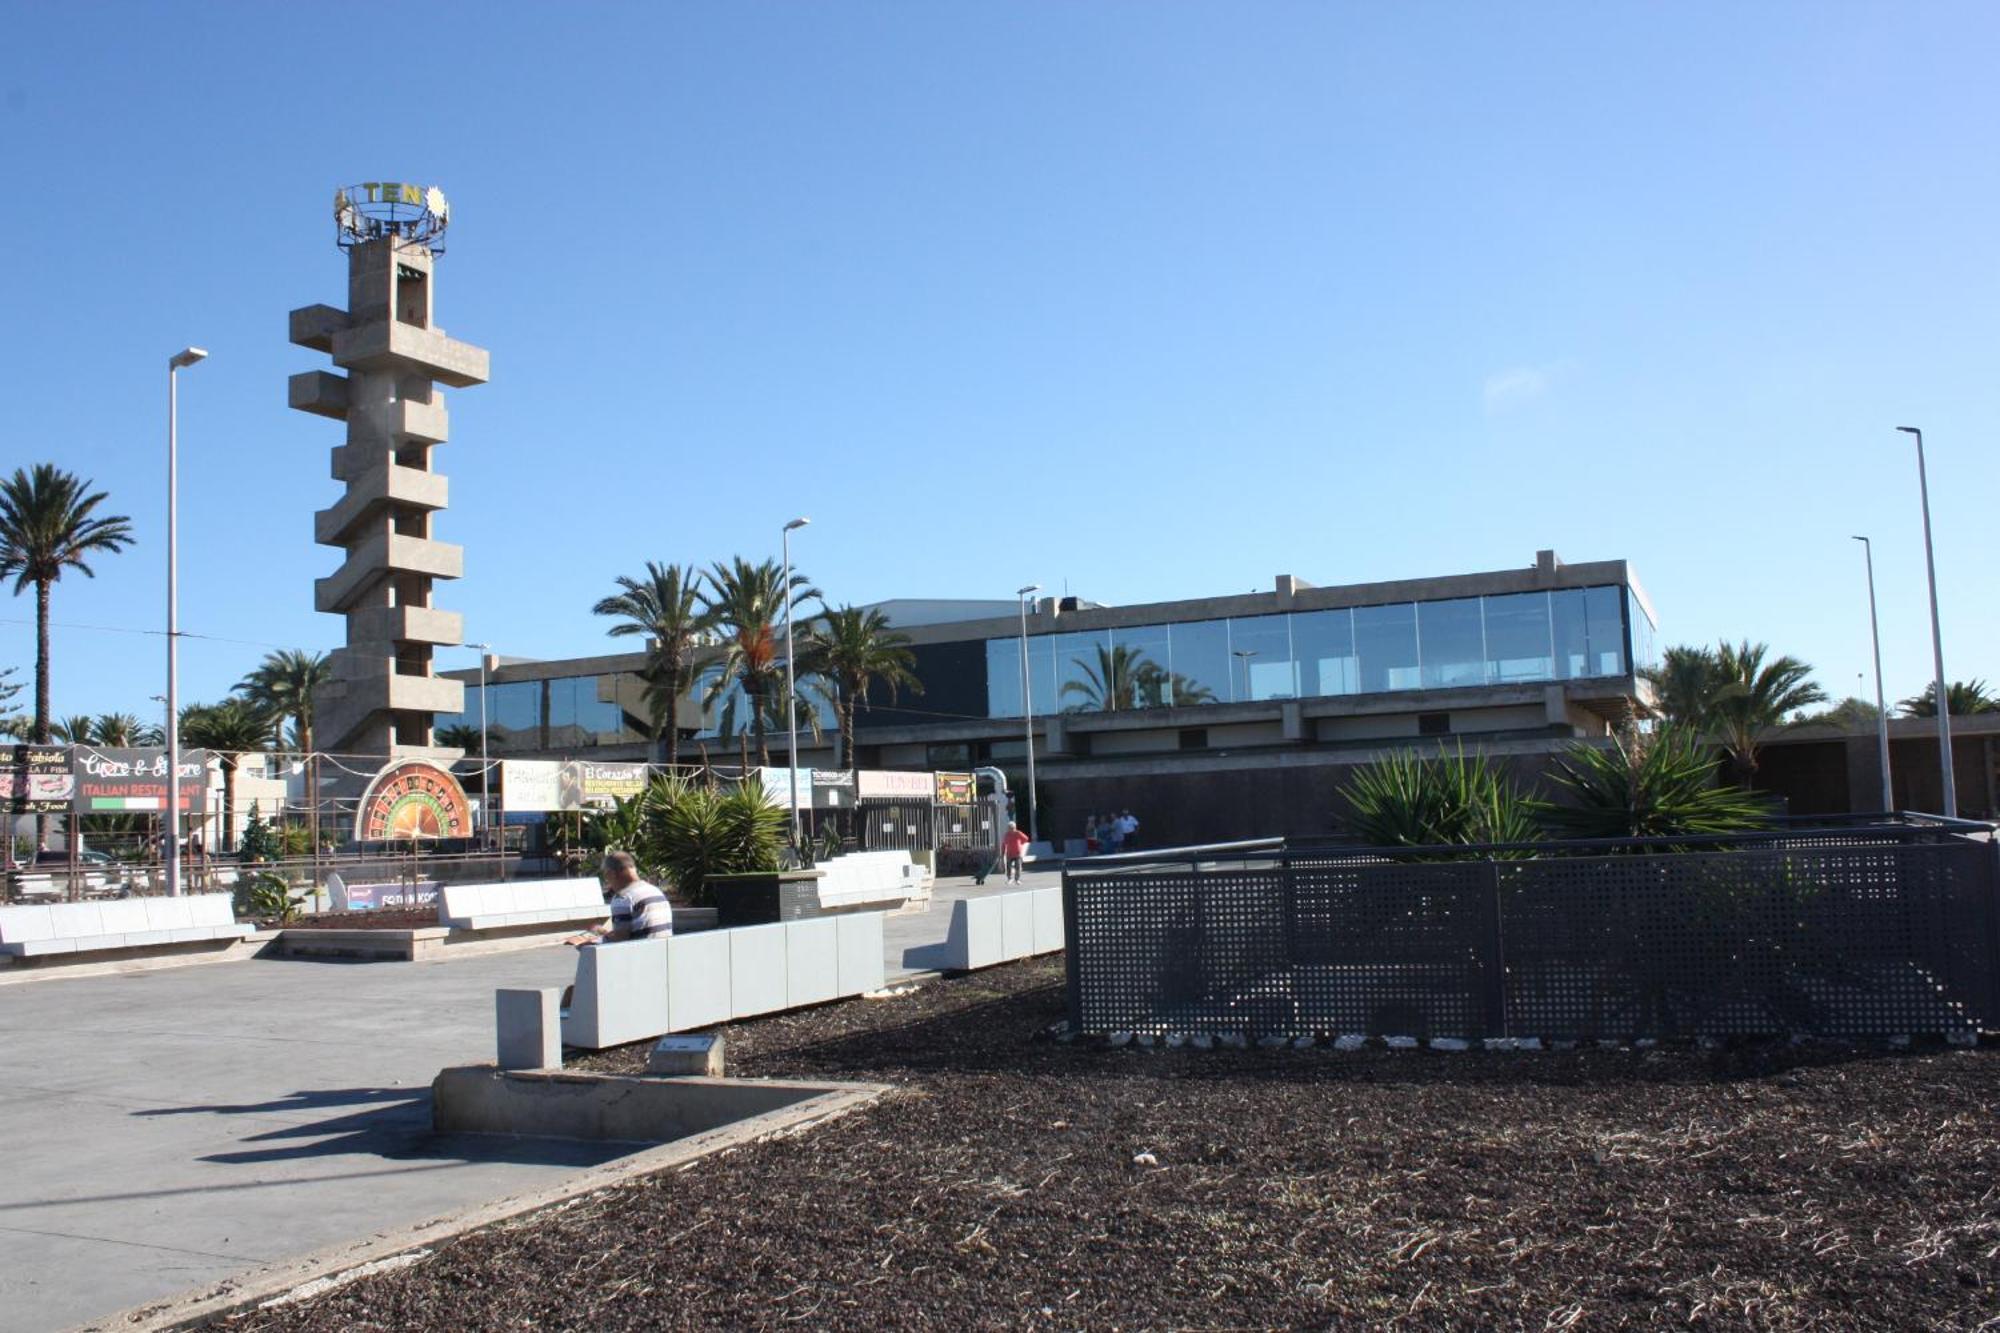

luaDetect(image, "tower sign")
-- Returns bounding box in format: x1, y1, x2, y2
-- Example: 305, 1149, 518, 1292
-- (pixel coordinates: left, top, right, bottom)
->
288, 183, 489, 759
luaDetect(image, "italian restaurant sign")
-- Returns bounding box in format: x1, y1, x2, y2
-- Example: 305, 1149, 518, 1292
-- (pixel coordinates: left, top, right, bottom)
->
2, 746, 74, 814
357, 761, 473, 841
73, 747, 209, 814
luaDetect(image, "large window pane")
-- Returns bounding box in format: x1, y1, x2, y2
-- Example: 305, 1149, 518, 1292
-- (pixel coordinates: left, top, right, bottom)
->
1483, 592, 1553, 683
1418, 598, 1487, 689
1354, 603, 1420, 693
1227, 614, 1295, 701
1550, 589, 1588, 680
986, 638, 1022, 718
1111, 625, 1173, 708
1292, 608, 1356, 698
1626, 587, 1657, 671
1585, 585, 1626, 677
1167, 620, 1229, 705
490, 680, 539, 751
1053, 631, 1112, 713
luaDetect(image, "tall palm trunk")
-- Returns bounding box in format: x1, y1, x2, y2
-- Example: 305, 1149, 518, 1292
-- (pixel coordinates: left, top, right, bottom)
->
752, 684, 771, 768
661, 670, 680, 769
33, 580, 50, 742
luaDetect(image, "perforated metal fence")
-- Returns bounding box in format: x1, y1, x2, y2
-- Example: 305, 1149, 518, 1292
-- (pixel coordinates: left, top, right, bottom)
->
1062, 819, 2000, 1041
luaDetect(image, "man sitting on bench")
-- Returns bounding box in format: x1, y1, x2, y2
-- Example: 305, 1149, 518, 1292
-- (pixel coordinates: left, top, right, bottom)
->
565, 851, 673, 946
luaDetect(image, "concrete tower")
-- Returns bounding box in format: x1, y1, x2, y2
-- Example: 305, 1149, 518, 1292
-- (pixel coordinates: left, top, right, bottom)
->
288, 184, 488, 758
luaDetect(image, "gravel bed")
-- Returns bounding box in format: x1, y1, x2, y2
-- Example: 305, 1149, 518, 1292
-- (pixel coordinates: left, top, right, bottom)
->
227, 957, 2000, 1330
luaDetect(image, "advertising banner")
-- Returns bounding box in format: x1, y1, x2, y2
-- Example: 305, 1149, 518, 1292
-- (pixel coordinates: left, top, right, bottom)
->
857, 769, 933, 800
810, 769, 854, 809
356, 761, 474, 841
500, 759, 564, 813
756, 767, 814, 811
559, 761, 648, 811
3, 746, 75, 814
330, 877, 442, 912
934, 772, 976, 806
71, 747, 209, 814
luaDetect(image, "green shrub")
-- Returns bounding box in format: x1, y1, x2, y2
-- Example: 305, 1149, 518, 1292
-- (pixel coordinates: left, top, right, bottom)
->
234, 870, 306, 924
1537, 726, 1777, 842
651, 783, 787, 905
1337, 744, 1539, 857
238, 804, 281, 863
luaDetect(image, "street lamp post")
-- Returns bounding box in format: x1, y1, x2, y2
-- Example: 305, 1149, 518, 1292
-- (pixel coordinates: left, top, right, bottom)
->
782, 518, 809, 844
1850, 537, 1894, 812
1896, 427, 1956, 818
468, 642, 492, 845
1016, 585, 1040, 843
1232, 649, 1259, 703
165, 347, 207, 897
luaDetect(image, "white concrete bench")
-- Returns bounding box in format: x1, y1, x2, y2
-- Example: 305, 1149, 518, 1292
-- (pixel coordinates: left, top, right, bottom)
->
814, 851, 931, 911
438, 878, 608, 932
560, 912, 887, 1049
0, 892, 253, 958
938, 886, 1066, 971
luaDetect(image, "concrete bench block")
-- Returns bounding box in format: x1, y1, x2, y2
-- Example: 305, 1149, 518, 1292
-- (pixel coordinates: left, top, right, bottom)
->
942, 896, 1005, 971
1000, 891, 1034, 962
784, 918, 839, 1008
835, 911, 886, 994
665, 931, 732, 1032
561, 938, 671, 1049
1031, 887, 1066, 955
728, 923, 789, 1018
497, 987, 563, 1070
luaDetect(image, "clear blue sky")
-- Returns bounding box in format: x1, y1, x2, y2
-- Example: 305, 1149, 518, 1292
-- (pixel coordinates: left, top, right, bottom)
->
2, 2, 1994, 722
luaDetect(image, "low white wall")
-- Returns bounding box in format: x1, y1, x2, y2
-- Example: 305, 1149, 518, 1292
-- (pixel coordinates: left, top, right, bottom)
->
938, 886, 1066, 972
559, 912, 887, 1050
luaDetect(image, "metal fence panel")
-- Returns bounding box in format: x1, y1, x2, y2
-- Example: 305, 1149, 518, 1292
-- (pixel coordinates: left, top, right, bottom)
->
1065, 828, 2000, 1040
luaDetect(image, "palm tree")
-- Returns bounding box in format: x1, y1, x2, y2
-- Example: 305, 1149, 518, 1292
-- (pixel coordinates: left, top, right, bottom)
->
91, 712, 151, 746
236, 649, 329, 757
701, 556, 819, 767
180, 699, 274, 852
1061, 643, 1157, 713
50, 714, 97, 744
1709, 641, 1826, 786
1639, 645, 1726, 730
435, 722, 482, 750
593, 562, 712, 766
0, 464, 135, 742
1898, 679, 1998, 718
801, 605, 922, 771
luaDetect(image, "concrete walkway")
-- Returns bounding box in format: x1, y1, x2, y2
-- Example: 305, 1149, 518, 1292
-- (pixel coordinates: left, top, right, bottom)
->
0, 871, 1049, 1331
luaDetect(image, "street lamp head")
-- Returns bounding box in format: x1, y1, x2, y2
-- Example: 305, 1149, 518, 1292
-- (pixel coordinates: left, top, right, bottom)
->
169, 347, 208, 369
1850, 535, 1868, 544
1017, 584, 1040, 598
784, 517, 810, 532
1895, 426, 1921, 438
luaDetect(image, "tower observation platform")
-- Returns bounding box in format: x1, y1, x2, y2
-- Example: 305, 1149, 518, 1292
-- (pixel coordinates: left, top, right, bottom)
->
288, 183, 489, 758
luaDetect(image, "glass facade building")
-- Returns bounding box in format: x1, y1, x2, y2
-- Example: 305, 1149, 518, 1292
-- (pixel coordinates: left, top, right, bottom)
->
439, 572, 1656, 753
986, 585, 1650, 718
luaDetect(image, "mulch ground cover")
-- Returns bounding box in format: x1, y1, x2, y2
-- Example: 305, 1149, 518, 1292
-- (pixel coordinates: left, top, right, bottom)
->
230, 957, 2000, 1331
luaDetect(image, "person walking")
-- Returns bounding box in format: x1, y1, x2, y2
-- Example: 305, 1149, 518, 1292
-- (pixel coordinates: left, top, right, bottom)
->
1000, 821, 1031, 883
1117, 809, 1139, 851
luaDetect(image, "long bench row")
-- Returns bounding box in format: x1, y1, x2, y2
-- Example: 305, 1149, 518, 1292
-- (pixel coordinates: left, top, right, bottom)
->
939, 886, 1066, 971
438, 879, 606, 932
561, 913, 887, 1049
0, 893, 253, 958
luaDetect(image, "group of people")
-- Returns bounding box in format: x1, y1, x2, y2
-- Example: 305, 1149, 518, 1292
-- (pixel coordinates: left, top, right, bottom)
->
1085, 809, 1140, 854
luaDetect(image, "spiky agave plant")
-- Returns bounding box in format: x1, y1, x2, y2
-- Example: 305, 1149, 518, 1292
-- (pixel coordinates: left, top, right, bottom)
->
1337, 743, 1539, 857
651, 782, 787, 906
1537, 726, 1776, 842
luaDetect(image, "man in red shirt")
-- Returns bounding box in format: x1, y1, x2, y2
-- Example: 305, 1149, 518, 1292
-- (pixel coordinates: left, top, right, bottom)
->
1000, 821, 1031, 884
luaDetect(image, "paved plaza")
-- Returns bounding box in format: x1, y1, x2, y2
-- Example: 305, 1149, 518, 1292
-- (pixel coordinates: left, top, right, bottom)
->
0, 873, 1034, 1331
